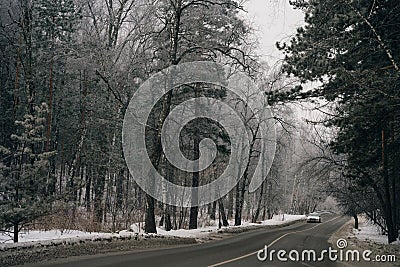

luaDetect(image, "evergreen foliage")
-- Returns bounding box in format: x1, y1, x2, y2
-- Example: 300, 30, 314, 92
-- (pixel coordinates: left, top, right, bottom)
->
270, 0, 400, 243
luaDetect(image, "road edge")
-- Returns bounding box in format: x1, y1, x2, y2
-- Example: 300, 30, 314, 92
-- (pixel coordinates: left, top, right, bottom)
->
328, 217, 398, 267
1, 218, 306, 267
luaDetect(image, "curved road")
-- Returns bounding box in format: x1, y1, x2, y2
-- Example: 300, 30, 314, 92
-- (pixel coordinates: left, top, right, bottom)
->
31, 215, 352, 267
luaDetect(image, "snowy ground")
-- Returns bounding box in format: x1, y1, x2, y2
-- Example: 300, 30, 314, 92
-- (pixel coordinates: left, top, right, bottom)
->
146, 214, 306, 238
0, 214, 306, 247
0, 229, 143, 250
0, 229, 115, 244
352, 216, 400, 245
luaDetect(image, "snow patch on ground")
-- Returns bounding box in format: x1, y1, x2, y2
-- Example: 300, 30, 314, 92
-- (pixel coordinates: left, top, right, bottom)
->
0, 229, 146, 249
156, 214, 306, 238
0, 230, 113, 244
0, 214, 306, 247
352, 216, 400, 245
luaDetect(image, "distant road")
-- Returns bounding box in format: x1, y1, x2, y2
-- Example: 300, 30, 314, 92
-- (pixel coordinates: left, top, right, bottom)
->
31, 215, 352, 267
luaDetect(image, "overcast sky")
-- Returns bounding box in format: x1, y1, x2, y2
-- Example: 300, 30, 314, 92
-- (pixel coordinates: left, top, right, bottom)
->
244, 0, 305, 66
243, 1, 322, 121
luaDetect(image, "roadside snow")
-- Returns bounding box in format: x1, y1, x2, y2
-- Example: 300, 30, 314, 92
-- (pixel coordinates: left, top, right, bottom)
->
352, 216, 400, 245
156, 214, 306, 238
268, 214, 306, 224
0, 214, 306, 247
0, 229, 117, 244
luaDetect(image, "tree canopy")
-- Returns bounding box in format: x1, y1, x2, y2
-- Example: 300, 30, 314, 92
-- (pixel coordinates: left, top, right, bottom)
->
270, 0, 400, 243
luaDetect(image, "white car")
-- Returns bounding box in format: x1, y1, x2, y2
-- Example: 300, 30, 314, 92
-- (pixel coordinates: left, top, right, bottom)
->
306, 212, 321, 223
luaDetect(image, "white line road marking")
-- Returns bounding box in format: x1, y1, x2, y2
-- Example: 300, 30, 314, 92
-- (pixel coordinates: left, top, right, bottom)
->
208, 216, 341, 267
299, 261, 315, 267
337, 260, 354, 267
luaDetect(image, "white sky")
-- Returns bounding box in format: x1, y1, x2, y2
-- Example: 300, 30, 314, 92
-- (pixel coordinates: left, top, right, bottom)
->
243, 1, 324, 122
244, 0, 305, 66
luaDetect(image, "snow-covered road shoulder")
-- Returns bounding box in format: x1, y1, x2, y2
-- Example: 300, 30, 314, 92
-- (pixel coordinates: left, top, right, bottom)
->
0, 214, 305, 250
154, 214, 306, 240
351, 216, 400, 245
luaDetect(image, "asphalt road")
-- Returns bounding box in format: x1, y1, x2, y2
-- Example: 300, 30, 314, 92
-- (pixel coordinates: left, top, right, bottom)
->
31, 215, 354, 267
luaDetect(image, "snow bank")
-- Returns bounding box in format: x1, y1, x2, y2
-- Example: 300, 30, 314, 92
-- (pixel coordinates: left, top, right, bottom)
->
267, 214, 307, 224
0, 229, 149, 251
0, 229, 116, 244
155, 214, 306, 238
0, 214, 306, 248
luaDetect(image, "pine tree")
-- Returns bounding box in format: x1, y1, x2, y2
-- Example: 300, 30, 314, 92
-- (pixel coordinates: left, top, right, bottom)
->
0, 103, 56, 242
269, 0, 400, 243
144, 0, 254, 232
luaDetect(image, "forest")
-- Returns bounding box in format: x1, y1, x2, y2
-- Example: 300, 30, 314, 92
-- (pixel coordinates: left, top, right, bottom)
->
0, 0, 399, 244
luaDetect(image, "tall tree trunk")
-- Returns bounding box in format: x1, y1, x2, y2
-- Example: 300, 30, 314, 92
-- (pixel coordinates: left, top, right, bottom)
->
353, 214, 358, 230
46, 58, 53, 151
144, 82, 174, 234
164, 206, 172, 231
85, 164, 91, 211
227, 189, 233, 219
189, 84, 200, 229
261, 180, 268, 220
234, 124, 259, 226
13, 35, 22, 120
163, 159, 173, 231
13, 222, 18, 243
235, 168, 249, 226
189, 147, 199, 229
252, 181, 265, 223
234, 183, 241, 226
142, 0, 183, 233
210, 201, 217, 220
381, 129, 397, 243
116, 169, 124, 210
172, 206, 177, 230
145, 194, 157, 233
22, 0, 34, 115
94, 169, 106, 227
390, 125, 398, 240
218, 199, 229, 227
